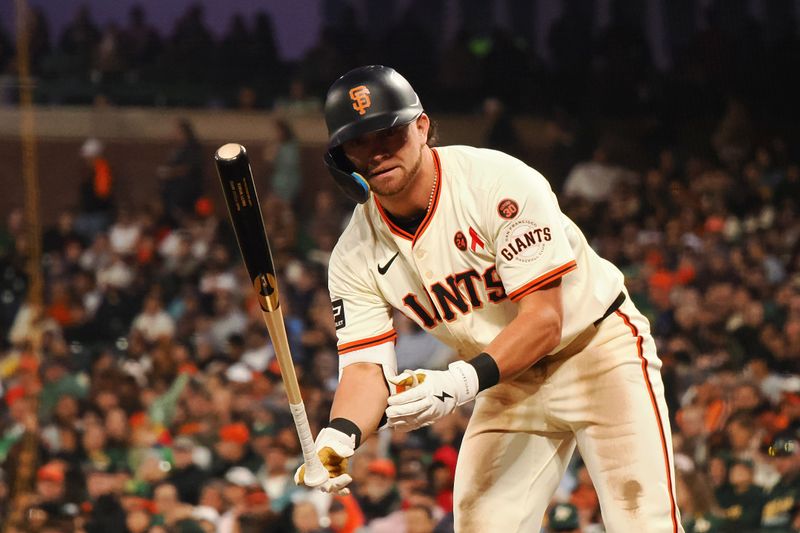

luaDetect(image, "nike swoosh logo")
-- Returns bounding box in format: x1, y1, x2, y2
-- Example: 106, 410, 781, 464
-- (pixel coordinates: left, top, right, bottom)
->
377, 252, 400, 275
434, 391, 453, 402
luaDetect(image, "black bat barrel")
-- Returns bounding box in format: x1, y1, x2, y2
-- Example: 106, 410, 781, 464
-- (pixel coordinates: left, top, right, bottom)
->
214, 143, 280, 311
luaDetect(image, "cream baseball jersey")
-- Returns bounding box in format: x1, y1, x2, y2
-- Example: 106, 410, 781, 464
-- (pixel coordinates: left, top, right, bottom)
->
328, 145, 625, 373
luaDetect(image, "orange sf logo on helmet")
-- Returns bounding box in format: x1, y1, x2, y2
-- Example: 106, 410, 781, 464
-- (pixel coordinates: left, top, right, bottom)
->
349, 85, 371, 115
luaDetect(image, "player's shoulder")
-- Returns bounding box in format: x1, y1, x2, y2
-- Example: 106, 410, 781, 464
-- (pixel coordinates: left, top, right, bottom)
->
437, 145, 525, 170
437, 145, 549, 191
329, 204, 376, 272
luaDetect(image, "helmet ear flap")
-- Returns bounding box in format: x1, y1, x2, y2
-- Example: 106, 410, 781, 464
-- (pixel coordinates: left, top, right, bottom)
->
324, 148, 370, 204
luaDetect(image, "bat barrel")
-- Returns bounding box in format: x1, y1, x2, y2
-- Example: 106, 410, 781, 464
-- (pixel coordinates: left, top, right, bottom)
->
214, 143, 280, 313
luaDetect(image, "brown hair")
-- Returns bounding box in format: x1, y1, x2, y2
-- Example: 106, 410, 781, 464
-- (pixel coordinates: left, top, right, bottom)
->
426, 118, 439, 147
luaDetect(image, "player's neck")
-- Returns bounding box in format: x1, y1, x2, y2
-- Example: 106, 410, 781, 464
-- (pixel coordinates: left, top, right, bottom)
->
376, 147, 436, 219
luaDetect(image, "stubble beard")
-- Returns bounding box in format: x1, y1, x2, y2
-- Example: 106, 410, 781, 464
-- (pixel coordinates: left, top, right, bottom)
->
368, 144, 424, 198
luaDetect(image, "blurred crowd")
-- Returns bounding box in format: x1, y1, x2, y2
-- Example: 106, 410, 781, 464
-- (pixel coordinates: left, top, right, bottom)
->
0, 88, 798, 532
1, 0, 800, 118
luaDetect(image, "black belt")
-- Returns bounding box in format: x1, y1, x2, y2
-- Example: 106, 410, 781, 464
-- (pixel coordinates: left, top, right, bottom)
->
593, 291, 626, 327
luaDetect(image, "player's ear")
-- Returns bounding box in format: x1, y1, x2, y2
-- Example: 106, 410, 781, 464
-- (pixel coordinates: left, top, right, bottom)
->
415, 113, 430, 143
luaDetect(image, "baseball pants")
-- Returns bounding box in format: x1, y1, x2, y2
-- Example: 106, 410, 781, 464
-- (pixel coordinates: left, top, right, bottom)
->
453, 295, 683, 532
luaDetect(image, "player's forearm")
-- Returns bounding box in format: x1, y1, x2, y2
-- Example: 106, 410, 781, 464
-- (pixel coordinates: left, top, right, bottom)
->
482, 282, 563, 382
484, 305, 562, 381
330, 362, 389, 443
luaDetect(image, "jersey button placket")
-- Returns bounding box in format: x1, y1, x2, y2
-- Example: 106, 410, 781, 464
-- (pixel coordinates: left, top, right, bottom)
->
415, 249, 432, 278
410, 252, 428, 277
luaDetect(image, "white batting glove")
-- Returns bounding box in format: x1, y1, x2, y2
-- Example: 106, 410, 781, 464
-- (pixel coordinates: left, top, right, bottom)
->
294, 427, 355, 495
386, 361, 479, 432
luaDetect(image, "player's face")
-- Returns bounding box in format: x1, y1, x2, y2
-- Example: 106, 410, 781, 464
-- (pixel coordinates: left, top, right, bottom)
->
342, 114, 430, 197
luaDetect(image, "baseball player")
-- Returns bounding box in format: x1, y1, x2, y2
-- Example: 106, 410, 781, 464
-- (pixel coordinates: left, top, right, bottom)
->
295, 65, 683, 532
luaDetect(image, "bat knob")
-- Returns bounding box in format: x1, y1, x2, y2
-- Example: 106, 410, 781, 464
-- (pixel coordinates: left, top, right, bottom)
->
303, 456, 331, 487
215, 143, 246, 161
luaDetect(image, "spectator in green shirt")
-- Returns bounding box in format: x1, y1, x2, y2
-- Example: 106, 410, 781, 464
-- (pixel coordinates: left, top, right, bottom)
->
716, 459, 766, 532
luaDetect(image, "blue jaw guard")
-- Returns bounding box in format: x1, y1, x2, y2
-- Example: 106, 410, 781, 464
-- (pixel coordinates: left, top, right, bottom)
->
324, 148, 371, 204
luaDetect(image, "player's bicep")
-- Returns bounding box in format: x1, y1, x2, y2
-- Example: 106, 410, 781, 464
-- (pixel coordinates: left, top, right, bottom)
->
516, 278, 563, 327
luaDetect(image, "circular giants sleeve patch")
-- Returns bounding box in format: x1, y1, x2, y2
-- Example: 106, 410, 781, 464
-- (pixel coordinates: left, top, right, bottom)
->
499, 220, 551, 263
497, 199, 519, 219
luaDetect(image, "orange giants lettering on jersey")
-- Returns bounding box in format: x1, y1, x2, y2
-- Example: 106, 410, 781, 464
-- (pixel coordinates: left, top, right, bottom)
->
402, 266, 507, 328
401, 292, 441, 328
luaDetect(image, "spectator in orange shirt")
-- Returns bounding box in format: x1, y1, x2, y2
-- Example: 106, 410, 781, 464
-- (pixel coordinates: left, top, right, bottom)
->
76, 138, 115, 240
328, 496, 365, 533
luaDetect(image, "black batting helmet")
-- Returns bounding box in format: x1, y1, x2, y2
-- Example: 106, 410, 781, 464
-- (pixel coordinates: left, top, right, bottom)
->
323, 65, 423, 204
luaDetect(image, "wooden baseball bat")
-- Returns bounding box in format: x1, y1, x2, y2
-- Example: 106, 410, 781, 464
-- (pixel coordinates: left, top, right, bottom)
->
214, 143, 328, 486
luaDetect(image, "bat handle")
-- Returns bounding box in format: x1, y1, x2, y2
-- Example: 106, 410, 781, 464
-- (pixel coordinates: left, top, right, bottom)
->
289, 402, 329, 487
